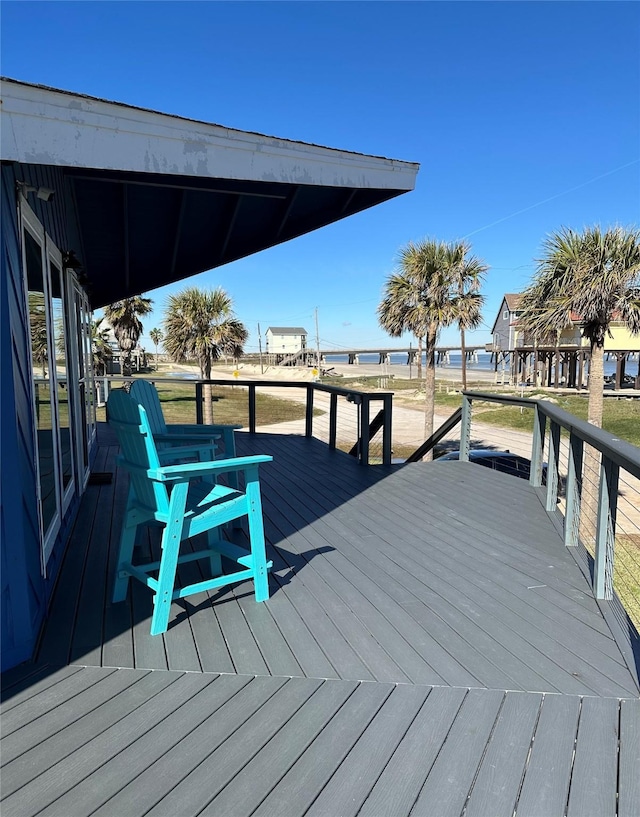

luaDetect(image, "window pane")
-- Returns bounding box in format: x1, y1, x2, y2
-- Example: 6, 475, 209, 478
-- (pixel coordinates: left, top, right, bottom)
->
50, 258, 72, 491
25, 229, 57, 534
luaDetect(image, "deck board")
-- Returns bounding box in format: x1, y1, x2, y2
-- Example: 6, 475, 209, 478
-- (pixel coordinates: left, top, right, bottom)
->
619, 698, 640, 817
515, 693, 581, 817
3, 425, 639, 816
464, 691, 541, 817
566, 696, 619, 817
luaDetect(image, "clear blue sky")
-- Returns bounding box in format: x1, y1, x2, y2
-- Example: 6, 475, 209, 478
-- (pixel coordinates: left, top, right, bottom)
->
3, 1, 639, 354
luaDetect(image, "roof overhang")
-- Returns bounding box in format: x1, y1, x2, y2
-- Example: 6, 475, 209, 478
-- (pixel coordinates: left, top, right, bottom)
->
1, 78, 419, 308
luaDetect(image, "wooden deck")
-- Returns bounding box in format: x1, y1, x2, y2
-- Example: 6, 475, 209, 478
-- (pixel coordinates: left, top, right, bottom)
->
2, 426, 639, 816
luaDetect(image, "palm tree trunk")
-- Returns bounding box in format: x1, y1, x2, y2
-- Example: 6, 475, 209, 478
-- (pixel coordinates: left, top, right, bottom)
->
122, 350, 132, 377
587, 342, 604, 428
579, 341, 605, 548
202, 359, 213, 425
422, 324, 438, 461
460, 327, 467, 390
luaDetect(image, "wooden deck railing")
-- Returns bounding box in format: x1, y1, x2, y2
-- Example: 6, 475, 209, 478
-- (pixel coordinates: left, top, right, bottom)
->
96, 376, 393, 466
460, 391, 640, 640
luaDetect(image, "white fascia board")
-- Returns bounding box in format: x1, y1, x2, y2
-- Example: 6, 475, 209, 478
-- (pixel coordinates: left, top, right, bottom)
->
1, 80, 419, 191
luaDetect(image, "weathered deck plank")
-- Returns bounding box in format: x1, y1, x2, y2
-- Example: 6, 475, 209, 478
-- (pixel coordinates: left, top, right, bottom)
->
566, 696, 619, 817
464, 691, 542, 817
515, 693, 581, 817
619, 697, 640, 817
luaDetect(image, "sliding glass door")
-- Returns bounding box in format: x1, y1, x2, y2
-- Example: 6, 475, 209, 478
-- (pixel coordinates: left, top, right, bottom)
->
20, 197, 90, 571
22, 209, 61, 563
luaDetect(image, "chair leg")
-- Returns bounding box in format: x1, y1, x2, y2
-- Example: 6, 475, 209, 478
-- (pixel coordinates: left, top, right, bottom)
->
150, 483, 188, 636
206, 527, 223, 577
113, 517, 138, 603
246, 479, 270, 602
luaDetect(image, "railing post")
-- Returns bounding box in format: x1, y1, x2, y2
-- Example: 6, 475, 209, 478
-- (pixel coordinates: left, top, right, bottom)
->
195, 382, 203, 424
459, 394, 472, 462
305, 385, 314, 438
101, 376, 110, 407
530, 404, 546, 487
594, 456, 619, 600
329, 393, 337, 449
545, 419, 561, 511
382, 394, 393, 466
248, 384, 256, 434
360, 394, 370, 466
564, 431, 583, 547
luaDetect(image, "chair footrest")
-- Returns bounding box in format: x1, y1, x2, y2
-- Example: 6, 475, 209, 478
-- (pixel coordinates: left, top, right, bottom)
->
118, 546, 272, 580
172, 566, 271, 600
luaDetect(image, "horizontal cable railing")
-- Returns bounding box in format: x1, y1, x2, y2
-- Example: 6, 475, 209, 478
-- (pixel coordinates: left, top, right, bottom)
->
459, 391, 640, 635
95, 376, 393, 466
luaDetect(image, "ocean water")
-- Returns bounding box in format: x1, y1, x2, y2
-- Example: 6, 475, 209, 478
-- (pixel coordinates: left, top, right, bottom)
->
323, 352, 494, 370
322, 351, 633, 377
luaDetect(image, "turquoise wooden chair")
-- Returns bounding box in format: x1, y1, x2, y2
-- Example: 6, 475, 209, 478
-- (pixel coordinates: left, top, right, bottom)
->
107, 389, 273, 636
129, 379, 241, 459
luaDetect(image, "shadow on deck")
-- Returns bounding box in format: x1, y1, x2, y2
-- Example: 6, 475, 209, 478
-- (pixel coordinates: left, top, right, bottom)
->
2, 424, 639, 817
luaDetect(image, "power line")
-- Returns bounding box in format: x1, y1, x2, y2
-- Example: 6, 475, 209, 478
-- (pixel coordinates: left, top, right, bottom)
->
463, 159, 640, 240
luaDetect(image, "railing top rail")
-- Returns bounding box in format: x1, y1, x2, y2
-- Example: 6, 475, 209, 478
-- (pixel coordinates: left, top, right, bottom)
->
195, 379, 394, 399
99, 375, 393, 400
463, 390, 640, 479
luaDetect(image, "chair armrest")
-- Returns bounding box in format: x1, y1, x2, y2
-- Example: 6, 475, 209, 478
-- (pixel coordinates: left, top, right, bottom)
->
157, 443, 217, 463
154, 432, 220, 444
166, 423, 243, 433
152, 454, 273, 483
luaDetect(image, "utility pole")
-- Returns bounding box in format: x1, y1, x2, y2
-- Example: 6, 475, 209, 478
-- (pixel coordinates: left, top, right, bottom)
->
315, 307, 321, 369
257, 322, 264, 374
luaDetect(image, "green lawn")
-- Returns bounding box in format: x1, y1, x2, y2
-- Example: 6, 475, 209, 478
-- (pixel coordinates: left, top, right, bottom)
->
323, 375, 640, 447
615, 536, 640, 632
472, 393, 640, 447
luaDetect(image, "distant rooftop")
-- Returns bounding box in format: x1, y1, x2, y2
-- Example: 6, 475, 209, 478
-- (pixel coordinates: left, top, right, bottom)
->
504, 294, 522, 311
267, 327, 308, 335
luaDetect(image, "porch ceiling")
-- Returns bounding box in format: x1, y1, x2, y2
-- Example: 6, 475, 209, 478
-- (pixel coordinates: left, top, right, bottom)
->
65, 166, 404, 308
1, 77, 419, 309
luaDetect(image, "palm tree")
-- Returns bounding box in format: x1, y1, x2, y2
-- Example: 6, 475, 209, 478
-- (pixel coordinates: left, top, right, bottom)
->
519, 226, 640, 427
163, 287, 248, 424
103, 296, 153, 376
448, 241, 488, 390
378, 239, 460, 458
518, 225, 640, 543
149, 328, 164, 371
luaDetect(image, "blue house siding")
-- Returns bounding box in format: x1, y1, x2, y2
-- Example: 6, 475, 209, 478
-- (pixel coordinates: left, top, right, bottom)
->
1, 163, 86, 671
1, 164, 45, 668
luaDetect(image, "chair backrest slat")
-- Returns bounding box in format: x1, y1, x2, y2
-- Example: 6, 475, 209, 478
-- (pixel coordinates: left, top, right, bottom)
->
129, 380, 168, 435
107, 390, 169, 515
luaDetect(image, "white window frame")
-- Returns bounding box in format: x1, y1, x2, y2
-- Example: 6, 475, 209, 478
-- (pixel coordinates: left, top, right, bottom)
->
66, 276, 96, 492
19, 197, 63, 570
46, 239, 76, 516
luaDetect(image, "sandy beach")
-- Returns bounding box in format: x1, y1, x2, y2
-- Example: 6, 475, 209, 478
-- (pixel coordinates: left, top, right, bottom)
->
192, 360, 500, 386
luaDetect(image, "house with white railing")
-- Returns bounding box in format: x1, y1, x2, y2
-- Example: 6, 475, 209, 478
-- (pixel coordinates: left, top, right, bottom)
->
491, 292, 640, 388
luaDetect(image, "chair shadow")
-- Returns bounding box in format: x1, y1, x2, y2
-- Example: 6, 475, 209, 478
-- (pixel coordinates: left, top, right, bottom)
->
169, 544, 335, 628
